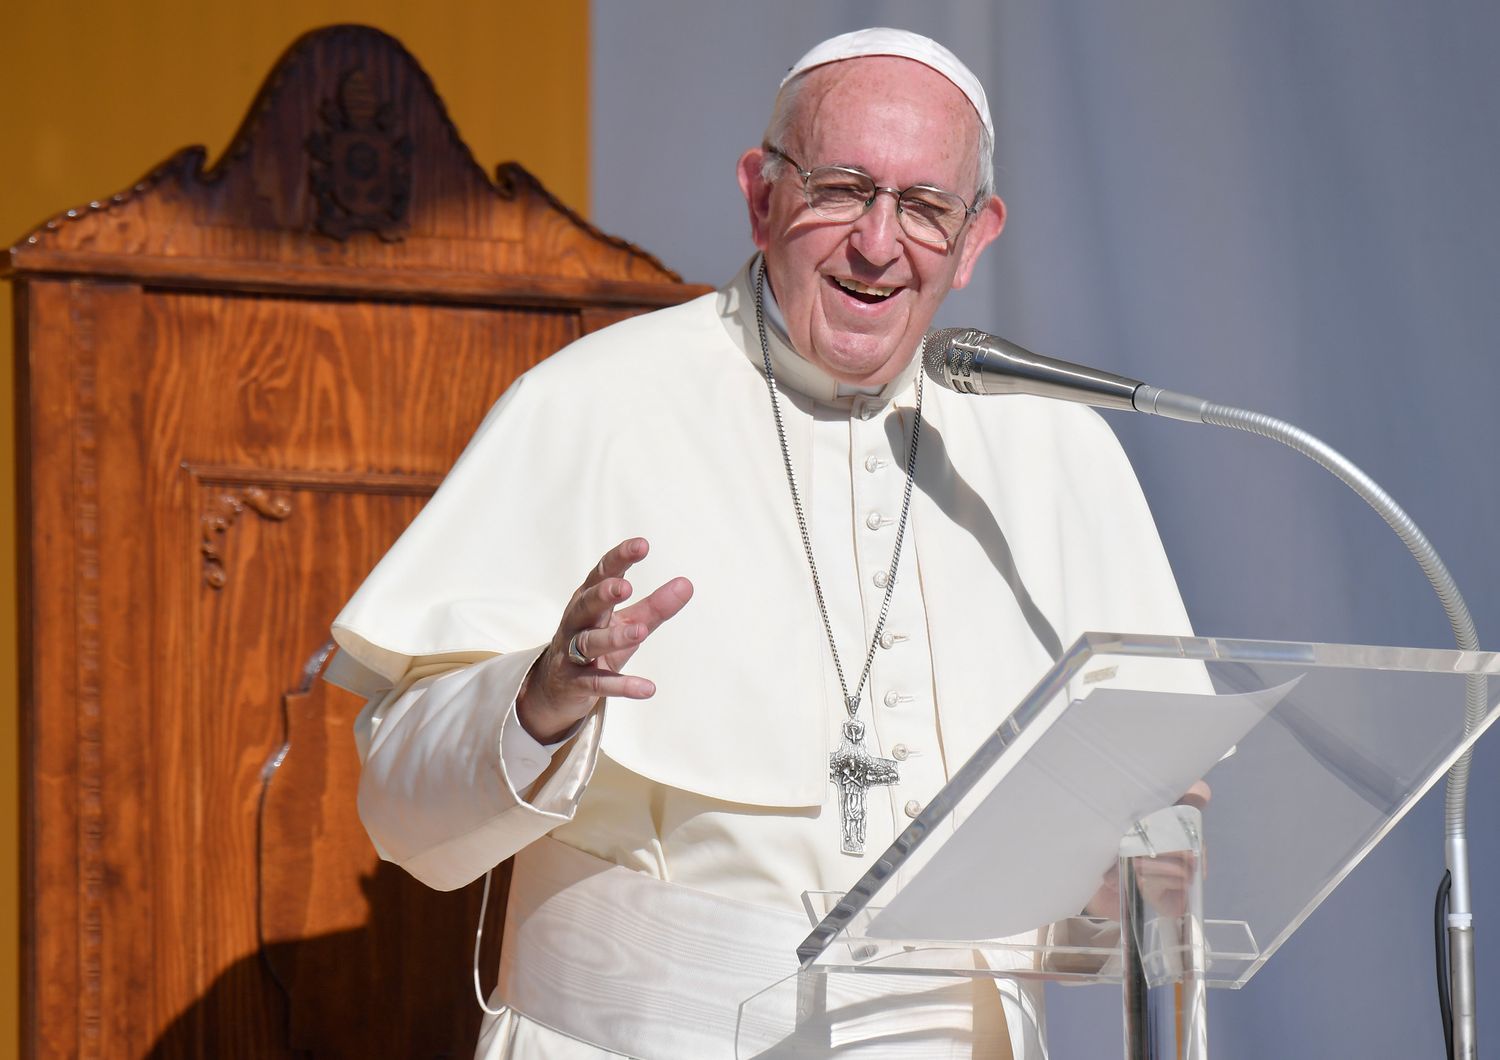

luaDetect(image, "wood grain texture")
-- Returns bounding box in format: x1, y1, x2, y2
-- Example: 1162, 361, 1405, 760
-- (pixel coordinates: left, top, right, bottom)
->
9, 249, 709, 309
3, 25, 706, 299
23, 279, 86, 1060
8, 24, 704, 1059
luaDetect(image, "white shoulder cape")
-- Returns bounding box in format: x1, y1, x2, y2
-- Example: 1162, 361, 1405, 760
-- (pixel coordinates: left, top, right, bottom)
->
330, 259, 1195, 807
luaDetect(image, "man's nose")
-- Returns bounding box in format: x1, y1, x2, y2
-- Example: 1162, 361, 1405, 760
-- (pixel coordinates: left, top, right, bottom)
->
848, 189, 902, 266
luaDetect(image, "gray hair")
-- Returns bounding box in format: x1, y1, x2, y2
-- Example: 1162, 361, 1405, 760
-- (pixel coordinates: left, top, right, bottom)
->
759, 69, 995, 204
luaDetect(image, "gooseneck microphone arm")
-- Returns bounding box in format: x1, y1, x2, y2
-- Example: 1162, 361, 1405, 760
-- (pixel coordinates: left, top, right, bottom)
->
926, 327, 1484, 1060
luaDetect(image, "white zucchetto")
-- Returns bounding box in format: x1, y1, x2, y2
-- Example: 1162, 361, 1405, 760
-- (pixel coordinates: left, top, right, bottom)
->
781, 27, 993, 141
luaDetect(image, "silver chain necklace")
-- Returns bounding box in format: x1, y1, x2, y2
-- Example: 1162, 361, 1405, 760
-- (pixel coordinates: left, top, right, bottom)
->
753, 261, 924, 855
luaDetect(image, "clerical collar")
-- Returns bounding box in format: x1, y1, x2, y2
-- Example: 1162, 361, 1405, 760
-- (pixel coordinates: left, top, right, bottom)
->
724, 256, 920, 405
761, 280, 885, 399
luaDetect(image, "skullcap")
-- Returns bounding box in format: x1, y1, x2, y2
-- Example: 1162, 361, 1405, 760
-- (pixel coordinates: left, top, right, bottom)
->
781, 27, 993, 141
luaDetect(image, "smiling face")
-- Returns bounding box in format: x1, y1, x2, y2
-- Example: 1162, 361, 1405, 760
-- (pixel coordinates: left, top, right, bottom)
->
738, 56, 1006, 387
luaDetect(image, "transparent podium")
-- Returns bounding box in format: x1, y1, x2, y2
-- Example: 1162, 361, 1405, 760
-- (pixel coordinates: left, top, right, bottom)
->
735, 633, 1499, 1058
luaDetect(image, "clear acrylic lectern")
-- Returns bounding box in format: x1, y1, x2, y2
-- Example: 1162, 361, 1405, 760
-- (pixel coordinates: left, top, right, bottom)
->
735, 632, 1499, 1058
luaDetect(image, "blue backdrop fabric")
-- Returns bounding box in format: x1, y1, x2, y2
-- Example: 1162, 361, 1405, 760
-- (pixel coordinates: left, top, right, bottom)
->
591, 3, 1499, 1055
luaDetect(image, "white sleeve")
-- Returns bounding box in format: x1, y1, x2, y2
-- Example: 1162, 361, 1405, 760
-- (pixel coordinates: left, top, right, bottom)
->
501, 708, 577, 791
354, 647, 603, 891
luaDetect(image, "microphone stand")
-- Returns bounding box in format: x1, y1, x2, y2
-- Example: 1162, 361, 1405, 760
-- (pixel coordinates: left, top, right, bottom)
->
925, 330, 1484, 1056
1133, 385, 1483, 1059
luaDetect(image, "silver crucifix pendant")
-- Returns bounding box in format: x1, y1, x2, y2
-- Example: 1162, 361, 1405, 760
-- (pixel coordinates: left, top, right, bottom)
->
828, 714, 900, 856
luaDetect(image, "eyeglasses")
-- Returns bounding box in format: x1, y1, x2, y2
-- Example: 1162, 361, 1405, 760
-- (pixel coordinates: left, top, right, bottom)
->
765, 145, 979, 245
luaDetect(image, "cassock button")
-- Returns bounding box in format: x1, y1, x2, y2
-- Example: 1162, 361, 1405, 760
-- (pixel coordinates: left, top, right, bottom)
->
872, 570, 889, 588
904, 800, 922, 818
859, 403, 880, 420
866, 512, 884, 530
883, 690, 900, 707
864, 455, 886, 473
892, 744, 910, 761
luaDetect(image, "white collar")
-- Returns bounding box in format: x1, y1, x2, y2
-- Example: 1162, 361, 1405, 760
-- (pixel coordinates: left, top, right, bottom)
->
720, 256, 919, 407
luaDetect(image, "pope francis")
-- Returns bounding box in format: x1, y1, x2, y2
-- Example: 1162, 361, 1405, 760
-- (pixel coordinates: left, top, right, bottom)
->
327, 27, 1197, 1060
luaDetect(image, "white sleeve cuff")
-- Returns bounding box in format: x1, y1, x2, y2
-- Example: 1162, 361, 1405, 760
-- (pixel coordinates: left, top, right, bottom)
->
499, 703, 580, 792
357, 646, 605, 891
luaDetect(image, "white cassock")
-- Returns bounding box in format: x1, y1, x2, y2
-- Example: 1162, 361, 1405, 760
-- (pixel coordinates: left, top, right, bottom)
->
327, 257, 1200, 1059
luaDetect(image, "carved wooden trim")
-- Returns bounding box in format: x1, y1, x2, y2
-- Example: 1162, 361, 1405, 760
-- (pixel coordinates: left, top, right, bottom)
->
307, 69, 413, 242
11, 152, 185, 250
186, 465, 442, 589
199, 488, 294, 590
3, 25, 690, 290
70, 282, 104, 1059
489, 160, 687, 278
223, 25, 492, 218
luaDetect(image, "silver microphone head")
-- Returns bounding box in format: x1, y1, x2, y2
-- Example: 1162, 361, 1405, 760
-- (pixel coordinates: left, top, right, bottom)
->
922, 327, 1143, 410
923, 328, 993, 395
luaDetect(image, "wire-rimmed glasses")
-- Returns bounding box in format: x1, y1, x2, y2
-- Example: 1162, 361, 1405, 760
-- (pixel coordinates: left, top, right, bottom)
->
765, 145, 979, 245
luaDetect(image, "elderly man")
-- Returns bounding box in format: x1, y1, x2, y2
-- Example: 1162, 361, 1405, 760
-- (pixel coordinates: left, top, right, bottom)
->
329, 27, 1195, 1059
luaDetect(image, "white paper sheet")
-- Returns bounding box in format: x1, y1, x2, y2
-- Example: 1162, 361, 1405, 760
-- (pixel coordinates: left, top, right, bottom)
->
866, 680, 1297, 941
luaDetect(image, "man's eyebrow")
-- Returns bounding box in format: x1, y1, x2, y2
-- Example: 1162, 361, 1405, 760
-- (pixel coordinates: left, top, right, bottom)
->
826, 162, 958, 192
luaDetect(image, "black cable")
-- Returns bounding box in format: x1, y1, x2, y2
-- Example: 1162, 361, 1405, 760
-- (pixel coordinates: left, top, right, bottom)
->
1436, 869, 1453, 1060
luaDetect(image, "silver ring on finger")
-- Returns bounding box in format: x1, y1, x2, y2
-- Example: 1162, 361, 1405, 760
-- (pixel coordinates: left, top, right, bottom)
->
565, 631, 590, 667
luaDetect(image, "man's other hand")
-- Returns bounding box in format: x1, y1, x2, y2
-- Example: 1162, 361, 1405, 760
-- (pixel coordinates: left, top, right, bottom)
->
1084, 780, 1211, 920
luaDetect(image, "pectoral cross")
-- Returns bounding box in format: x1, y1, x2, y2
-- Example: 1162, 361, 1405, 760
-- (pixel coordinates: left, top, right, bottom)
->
829, 716, 900, 856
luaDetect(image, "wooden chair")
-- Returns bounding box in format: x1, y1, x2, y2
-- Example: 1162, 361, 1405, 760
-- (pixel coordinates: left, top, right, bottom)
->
4, 24, 706, 1058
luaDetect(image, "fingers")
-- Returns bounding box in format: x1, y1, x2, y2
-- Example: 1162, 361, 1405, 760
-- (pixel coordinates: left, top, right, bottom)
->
518, 651, 656, 742
616, 576, 694, 631
569, 622, 648, 664
574, 669, 657, 701
599, 577, 694, 671
518, 541, 676, 744
1133, 852, 1197, 883
1132, 851, 1199, 916
565, 576, 635, 633
1088, 849, 1201, 921
1176, 779, 1212, 811
584, 537, 649, 590
564, 539, 663, 633
549, 639, 657, 702
561, 576, 694, 673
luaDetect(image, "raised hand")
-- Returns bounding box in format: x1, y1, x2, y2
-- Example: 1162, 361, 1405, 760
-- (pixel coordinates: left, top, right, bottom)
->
516, 537, 693, 744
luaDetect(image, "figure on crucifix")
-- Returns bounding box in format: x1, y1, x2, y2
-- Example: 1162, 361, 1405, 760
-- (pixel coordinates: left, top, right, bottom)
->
829, 718, 900, 855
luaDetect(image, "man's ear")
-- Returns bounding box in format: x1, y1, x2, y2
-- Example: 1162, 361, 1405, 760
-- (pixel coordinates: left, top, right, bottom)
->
737, 148, 773, 251
951, 194, 1006, 290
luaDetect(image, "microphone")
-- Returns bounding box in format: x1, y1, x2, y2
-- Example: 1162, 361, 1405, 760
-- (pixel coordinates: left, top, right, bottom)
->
923, 325, 1484, 1057
921, 327, 1208, 421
